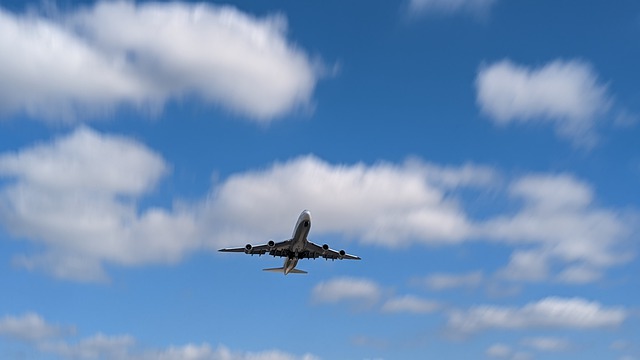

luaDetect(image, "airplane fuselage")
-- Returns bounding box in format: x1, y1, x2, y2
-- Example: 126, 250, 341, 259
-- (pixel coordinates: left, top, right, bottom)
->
290, 210, 312, 256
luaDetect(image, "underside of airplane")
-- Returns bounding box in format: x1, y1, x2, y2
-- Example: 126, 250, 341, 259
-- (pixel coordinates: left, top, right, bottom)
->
218, 210, 360, 274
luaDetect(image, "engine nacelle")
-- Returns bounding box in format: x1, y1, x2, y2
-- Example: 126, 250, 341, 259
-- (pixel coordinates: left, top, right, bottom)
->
267, 240, 275, 248
322, 244, 329, 251
339, 249, 346, 259
244, 243, 253, 253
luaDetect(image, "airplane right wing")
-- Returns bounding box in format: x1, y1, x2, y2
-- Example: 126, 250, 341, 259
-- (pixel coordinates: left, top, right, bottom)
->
306, 241, 361, 260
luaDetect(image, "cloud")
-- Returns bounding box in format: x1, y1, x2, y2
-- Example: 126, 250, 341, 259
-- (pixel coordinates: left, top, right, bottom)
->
447, 297, 626, 334
0, 312, 72, 342
48, 341, 320, 360
408, 0, 497, 16
204, 156, 495, 248
0, 312, 319, 360
311, 277, 382, 305
520, 337, 571, 352
419, 271, 484, 290
0, 130, 493, 281
482, 173, 633, 281
0, 1, 319, 122
0, 127, 200, 281
0, 129, 634, 282
381, 295, 440, 314
476, 59, 611, 146
486, 343, 512, 358
42, 333, 135, 359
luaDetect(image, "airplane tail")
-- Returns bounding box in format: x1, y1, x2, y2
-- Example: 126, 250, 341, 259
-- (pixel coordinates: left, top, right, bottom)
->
262, 267, 308, 274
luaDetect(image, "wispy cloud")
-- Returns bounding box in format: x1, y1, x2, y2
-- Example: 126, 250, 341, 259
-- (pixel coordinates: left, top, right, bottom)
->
476, 59, 612, 147
408, 0, 497, 16
381, 295, 440, 314
311, 277, 382, 306
0, 1, 319, 122
483, 173, 634, 282
0, 312, 319, 360
0, 313, 73, 342
418, 271, 484, 291
447, 297, 626, 334
520, 337, 571, 352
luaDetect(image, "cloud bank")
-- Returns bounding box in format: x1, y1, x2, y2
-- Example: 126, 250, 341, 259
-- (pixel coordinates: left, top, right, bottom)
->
0, 129, 634, 282
0, 1, 319, 122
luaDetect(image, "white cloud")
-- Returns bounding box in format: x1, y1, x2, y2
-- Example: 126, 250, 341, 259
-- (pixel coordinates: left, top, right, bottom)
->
0, 312, 72, 342
381, 295, 440, 314
419, 271, 484, 290
0, 1, 318, 122
447, 297, 626, 334
482, 174, 633, 282
476, 59, 611, 146
486, 343, 512, 358
311, 277, 382, 305
556, 264, 603, 284
204, 156, 491, 248
42, 333, 135, 359
0, 313, 318, 360
0, 126, 167, 194
0, 129, 634, 283
409, 0, 497, 16
0, 127, 200, 281
521, 337, 570, 352
498, 250, 550, 281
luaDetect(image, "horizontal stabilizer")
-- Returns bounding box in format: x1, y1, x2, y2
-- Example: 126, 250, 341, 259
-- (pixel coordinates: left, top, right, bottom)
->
263, 267, 308, 274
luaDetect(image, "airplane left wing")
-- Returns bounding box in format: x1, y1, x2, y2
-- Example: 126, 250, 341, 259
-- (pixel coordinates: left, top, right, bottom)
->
219, 239, 291, 256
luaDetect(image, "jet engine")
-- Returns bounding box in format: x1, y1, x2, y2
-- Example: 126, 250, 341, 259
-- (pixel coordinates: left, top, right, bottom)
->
339, 249, 346, 259
267, 240, 275, 248
244, 244, 252, 253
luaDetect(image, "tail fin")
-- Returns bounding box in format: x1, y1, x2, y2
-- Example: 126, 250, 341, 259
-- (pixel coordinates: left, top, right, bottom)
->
262, 267, 308, 274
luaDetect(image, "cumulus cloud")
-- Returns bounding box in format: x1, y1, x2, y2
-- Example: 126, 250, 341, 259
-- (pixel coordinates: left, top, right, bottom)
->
0, 127, 200, 281
476, 59, 611, 146
447, 297, 626, 334
203, 156, 493, 248
483, 173, 633, 282
0, 129, 634, 282
408, 0, 497, 16
0, 1, 318, 122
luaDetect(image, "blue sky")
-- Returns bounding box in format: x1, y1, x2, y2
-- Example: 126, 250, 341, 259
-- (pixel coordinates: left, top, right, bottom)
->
0, 0, 639, 359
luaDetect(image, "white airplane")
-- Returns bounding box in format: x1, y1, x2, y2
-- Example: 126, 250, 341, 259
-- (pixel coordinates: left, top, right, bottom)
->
219, 210, 360, 274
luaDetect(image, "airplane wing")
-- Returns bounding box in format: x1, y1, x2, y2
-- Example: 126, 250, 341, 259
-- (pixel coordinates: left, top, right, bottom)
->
306, 241, 361, 260
219, 239, 291, 256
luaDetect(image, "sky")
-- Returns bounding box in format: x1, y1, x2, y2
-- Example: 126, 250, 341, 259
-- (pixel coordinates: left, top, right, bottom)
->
0, 0, 639, 359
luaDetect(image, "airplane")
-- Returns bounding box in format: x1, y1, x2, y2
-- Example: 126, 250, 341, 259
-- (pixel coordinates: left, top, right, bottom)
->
218, 210, 360, 275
